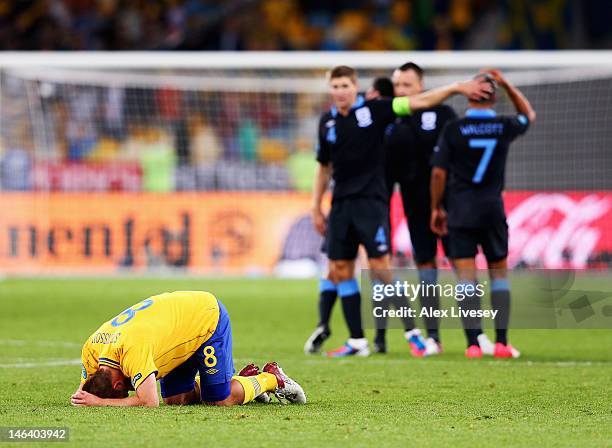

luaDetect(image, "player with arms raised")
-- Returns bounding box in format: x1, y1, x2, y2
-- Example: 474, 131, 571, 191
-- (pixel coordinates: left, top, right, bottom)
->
71, 291, 305, 406
430, 70, 536, 358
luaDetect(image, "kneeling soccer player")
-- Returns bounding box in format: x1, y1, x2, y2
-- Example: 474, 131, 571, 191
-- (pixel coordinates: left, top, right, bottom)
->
71, 290, 305, 407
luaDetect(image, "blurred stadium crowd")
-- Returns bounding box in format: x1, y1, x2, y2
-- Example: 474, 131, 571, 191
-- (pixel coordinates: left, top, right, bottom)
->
0, 0, 610, 51
0, 76, 322, 192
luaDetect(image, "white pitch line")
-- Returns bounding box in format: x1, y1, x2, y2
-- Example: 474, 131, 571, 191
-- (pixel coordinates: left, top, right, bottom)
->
0, 339, 81, 348
0, 358, 81, 368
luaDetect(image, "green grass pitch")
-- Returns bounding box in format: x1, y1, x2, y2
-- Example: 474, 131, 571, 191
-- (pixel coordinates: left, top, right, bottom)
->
0, 278, 611, 447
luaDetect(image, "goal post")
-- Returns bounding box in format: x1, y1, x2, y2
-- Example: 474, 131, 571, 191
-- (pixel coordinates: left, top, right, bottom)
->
0, 51, 611, 275
2, 50, 612, 69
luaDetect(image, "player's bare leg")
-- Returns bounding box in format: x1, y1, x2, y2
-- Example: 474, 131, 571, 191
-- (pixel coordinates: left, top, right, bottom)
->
203, 380, 246, 406
163, 388, 202, 405
370, 255, 426, 356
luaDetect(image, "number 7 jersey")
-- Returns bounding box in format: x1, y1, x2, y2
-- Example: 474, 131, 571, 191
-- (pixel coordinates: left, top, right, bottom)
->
81, 291, 220, 390
432, 109, 530, 228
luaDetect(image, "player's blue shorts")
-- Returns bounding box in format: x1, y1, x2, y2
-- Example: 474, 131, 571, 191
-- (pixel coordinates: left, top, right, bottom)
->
160, 300, 235, 402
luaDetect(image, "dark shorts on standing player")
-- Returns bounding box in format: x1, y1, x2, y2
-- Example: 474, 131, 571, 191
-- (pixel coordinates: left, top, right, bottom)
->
399, 183, 449, 264
327, 197, 390, 260
448, 219, 508, 262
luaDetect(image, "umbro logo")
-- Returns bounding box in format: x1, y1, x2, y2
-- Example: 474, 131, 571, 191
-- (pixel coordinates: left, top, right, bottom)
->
205, 368, 219, 375
326, 119, 335, 128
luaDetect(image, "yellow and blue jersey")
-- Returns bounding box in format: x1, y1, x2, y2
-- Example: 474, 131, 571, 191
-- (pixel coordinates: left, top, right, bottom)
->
81, 291, 221, 390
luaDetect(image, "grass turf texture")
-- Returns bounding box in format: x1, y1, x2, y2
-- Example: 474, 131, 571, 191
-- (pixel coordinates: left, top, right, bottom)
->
0, 278, 611, 448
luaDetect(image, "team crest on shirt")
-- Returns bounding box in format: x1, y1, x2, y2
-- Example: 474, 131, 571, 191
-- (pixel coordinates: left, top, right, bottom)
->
421, 111, 437, 131
355, 107, 373, 127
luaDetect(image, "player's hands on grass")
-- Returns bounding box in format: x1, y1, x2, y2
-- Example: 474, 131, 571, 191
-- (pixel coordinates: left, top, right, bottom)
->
71, 389, 102, 407
430, 208, 448, 236
312, 208, 327, 236
458, 77, 495, 101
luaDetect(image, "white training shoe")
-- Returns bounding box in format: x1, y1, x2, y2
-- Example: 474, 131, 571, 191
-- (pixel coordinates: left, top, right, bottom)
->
424, 337, 443, 356
477, 333, 495, 356
263, 362, 307, 404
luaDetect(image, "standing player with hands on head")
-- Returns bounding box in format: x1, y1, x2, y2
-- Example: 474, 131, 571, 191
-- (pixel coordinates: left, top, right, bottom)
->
309, 65, 494, 357
430, 69, 536, 358
378, 62, 457, 356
